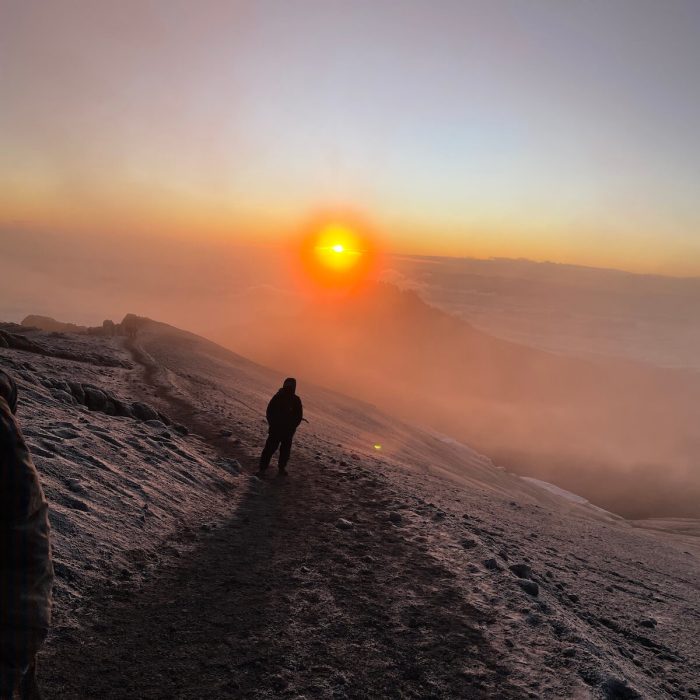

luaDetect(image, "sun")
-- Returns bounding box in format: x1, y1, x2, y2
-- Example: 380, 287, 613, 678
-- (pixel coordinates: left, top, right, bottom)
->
297, 218, 378, 290
313, 223, 364, 272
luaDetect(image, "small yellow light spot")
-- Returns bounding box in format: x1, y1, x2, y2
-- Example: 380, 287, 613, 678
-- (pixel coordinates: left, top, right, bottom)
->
373, 443, 382, 451
332, 243, 344, 253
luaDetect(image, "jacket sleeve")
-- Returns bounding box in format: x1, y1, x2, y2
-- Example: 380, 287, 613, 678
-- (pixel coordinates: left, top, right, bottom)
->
294, 397, 303, 428
0, 397, 53, 654
266, 395, 276, 424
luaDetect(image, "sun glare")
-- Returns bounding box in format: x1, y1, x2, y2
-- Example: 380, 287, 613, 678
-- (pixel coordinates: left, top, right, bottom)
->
313, 224, 363, 272
296, 218, 378, 290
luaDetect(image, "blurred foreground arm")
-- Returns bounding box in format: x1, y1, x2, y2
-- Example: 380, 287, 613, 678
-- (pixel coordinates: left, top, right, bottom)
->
0, 371, 53, 680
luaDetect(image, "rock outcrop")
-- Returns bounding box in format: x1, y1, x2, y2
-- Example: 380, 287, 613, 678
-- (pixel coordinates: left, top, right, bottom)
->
22, 315, 88, 334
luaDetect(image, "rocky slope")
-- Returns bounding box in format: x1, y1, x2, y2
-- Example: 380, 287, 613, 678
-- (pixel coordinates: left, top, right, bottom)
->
0, 320, 697, 699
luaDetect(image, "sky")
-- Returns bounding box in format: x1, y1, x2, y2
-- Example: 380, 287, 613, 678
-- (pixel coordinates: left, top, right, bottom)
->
1, 0, 699, 274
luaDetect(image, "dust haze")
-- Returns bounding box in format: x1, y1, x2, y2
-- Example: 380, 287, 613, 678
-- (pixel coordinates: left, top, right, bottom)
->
3, 227, 700, 519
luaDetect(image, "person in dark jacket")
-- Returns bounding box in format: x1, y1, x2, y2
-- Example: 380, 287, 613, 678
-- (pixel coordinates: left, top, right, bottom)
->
0, 370, 53, 700
258, 377, 303, 476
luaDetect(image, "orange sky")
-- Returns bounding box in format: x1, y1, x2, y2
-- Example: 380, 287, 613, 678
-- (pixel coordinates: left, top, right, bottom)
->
2, 1, 699, 276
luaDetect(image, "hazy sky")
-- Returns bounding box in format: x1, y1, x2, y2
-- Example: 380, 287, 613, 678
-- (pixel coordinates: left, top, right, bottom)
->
2, 0, 699, 273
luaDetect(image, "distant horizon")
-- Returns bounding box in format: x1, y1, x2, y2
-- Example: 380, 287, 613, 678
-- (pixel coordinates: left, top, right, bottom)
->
3, 224, 700, 281
387, 251, 700, 281
3, 230, 700, 347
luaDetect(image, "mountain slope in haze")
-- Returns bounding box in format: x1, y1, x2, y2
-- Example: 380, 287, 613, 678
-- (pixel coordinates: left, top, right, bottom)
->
388, 255, 700, 370
1, 318, 697, 699
215, 283, 700, 519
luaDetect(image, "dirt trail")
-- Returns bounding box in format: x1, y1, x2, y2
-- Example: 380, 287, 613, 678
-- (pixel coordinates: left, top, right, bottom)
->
43, 459, 523, 699
39, 339, 524, 698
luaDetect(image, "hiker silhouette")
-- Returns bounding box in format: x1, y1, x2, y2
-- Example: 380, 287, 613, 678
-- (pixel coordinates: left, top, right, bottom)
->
0, 369, 53, 700
258, 377, 303, 476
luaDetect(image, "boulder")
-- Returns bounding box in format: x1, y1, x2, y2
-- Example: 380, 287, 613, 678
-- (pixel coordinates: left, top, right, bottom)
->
64, 496, 90, 512
17, 371, 36, 385
83, 386, 108, 412
53, 428, 80, 439
602, 677, 641, 700
66, 478, 86, 494
517, 580, 539, 596
509, 563, 533, 579
483, 558, 501, 571
51, 389, 76, 405
120, 313, 148, 338
335, 518, 354, 530
144, 419, 166, 429
113, 400, 135, 418
67, 382, 85, 404
131, 402, 160, 422
388, 511, 403, 525
0, 331, 45, 354
53, 380, 72, 394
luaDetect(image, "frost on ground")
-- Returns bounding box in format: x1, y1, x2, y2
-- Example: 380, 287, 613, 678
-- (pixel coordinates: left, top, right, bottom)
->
1, 319, 698, 699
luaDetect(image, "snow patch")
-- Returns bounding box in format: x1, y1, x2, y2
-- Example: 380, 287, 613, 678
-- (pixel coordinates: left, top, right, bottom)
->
521, 476, 614, 515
